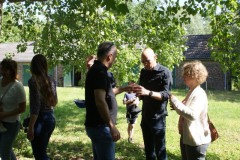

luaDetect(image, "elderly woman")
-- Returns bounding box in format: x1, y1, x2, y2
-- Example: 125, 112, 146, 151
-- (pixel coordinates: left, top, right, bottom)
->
0, 59, 26, 160
170, 60, 211, 160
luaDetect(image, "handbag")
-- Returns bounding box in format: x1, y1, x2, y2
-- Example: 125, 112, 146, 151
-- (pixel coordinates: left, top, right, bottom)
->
208, 114, 219, 142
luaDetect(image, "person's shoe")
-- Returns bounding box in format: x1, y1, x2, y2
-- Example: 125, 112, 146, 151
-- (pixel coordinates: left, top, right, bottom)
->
128, 137, 133, 143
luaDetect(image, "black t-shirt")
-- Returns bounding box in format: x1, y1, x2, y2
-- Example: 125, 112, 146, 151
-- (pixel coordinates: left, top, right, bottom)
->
84, 60, 118, 127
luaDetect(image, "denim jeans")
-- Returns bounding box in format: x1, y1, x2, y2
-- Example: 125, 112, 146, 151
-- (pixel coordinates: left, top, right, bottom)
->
141, 117, 167, 160
31, 110, 55, 160
180, 137, 210, 160
0, 121, 20, 160
86, 125, 115, 160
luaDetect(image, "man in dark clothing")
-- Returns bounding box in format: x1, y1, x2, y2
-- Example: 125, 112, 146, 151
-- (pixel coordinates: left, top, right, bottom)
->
132, 48, 172, 160
85, 42, 128, 160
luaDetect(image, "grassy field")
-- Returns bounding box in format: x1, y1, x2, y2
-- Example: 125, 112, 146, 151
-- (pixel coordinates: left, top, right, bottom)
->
15, 87, 240, 160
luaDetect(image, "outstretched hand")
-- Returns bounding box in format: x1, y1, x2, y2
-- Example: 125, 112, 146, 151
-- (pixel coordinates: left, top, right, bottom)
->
131, 84, 149, 96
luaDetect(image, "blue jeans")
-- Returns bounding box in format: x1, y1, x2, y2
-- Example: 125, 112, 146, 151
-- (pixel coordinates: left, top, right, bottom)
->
86, 125, 115, 160
0, 121, 20, 160
141, 117, 167, 160
180, 137, 210, 160
31, 111, 55, 160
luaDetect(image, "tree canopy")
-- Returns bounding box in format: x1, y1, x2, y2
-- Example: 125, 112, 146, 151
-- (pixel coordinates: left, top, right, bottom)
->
1, 0, 240, 88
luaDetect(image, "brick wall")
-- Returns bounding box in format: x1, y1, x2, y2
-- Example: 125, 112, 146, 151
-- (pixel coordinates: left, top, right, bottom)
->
174, 60, 228, 90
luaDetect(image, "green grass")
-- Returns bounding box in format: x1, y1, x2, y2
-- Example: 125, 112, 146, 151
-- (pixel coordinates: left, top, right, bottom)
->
15, 88, 240, 160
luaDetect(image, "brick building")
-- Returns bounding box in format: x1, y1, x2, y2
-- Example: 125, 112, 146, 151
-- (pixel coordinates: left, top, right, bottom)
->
0, 42, 68, 86
173, 35, 231, 90
1, 37, 231, 90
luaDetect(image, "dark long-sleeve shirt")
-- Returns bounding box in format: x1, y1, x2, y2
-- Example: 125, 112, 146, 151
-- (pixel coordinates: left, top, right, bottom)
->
139, 63, 172, 126
28, 77, 57, 115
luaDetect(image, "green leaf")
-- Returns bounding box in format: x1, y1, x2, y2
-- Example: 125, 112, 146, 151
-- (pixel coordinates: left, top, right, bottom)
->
117, 4, 129, 14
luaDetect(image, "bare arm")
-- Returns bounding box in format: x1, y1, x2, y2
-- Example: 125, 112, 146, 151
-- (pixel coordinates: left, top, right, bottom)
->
170, 92, 207, 121
113, 85, 130, 95
123, 96, 138, 106
94, 89, 120, 141
27, 114, 38, 141
132, 84, 163, 101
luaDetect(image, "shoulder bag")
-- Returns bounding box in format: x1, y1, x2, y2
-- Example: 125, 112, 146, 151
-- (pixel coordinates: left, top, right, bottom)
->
208, 114, 219, 142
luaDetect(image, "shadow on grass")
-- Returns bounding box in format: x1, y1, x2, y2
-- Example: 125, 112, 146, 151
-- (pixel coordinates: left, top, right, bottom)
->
166, 151, 221, 160
15, 99, 223, 160
49, 139, 182, 160
49, 140, 93, 160
207, 90, 240, 103
167, 152, 181, 160
55, 101, 86, 130
173, 89, 240, 103
207, 152, 221, 160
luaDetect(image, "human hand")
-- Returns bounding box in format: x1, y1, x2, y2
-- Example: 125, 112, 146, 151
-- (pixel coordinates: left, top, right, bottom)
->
124, 82, 136, 92
131, 84, 148, 96
110, 126, 121, 142
132, 97, 139, 105
169, 94, 177, 100
169, 102, 175, 110
27, 128, 34, 141
130, 97, 135, 101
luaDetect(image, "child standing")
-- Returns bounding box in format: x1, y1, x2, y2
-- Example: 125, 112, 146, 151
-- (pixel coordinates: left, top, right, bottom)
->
123, 81, 141, 143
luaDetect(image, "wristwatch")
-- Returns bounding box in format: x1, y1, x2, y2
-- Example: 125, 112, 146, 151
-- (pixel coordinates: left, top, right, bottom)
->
148, 91, 153, 97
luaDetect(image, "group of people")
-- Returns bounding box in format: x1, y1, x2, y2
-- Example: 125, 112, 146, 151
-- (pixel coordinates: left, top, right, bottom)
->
85, 41, 212, 160
0, 41, 212, 160
0, 54, 57, 160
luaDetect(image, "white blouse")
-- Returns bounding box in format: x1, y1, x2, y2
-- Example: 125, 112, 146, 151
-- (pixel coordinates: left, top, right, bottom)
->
0, 79, 26, 122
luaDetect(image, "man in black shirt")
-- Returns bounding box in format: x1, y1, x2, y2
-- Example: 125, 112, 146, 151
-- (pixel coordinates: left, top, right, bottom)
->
132, 48, 172, 160
85, 42, 128, 160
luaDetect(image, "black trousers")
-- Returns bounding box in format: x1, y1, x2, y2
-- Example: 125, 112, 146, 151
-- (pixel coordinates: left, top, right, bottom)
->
141, 117, 167, 160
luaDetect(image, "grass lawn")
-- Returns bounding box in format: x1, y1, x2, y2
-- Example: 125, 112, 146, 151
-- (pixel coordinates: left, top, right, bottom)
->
15, 87, 240, 160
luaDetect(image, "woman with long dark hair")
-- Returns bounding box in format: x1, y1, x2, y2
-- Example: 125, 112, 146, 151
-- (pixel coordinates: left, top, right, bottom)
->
0, 59, 26, 160
27, 54, 58, 160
